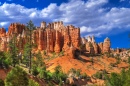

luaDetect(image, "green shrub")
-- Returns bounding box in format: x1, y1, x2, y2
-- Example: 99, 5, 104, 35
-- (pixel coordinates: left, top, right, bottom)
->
93, 72, 103, 79
5, 66, 28, 86
59, 51, 64, 56
80, 73, 91, 81
0, 79, 4, 86
28, 79, 40, 86
31, 66, 39, 76
128, 57, 130, 64
52, 65, 67, 84
76, 69, 81, 77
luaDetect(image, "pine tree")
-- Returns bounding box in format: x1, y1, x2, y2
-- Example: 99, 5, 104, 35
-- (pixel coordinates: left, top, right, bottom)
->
26, 20, 36, 73
8, 33, 18, 67
5, 66, 28, 86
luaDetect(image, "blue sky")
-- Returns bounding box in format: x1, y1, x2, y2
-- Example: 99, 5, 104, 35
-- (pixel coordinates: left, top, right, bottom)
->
0, 0, 130, 48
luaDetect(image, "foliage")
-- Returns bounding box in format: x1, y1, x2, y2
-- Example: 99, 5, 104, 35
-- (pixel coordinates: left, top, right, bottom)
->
59, 51, 64, 56
43, 50, 46, 56
8, 35, 19, 67
93, 70, 107, 80
89, 42, 93, 48
128, 56, 130, 64
23, 43, 30, 66
31, 51, 46, 76
25, 20, 36, 73
80, 73, 91, 81
0, 51, 10, 69
90, 57, 94, 65
35, 51, 44, 67
5, 66, 28, 86
28, 79, 40, 86
105, 68, 130, 86
110, 63, 117, 67
38, 67, 48, 79
0, 79, 4, 86
116, 56, 121, 64
104, 52, 111, 58
31, 65, 39, 76
47, 81, 54, 86
69, 68, 77, 74
93, 71, 103, 79
52, 65, 67, 84
68, 68, 89, 80
75, 69, 81, 77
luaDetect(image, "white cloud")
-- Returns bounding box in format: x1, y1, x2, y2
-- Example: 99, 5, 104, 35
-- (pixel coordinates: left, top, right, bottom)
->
0, 22, 9, 26
0, 0, 130, 37
120, 0, 125, 2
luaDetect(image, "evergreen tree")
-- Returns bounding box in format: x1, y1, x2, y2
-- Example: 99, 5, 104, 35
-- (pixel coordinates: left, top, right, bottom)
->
23, 43, 31, 67
8, 34, 18, 67
35, 51, 44, 67
26, 20, 36, 73
5, 66, 28, 86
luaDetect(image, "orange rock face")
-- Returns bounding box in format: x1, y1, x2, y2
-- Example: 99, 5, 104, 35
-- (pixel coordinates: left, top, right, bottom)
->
54, 30, 61, 53
83, 36, 111, 54
0, 21, 111, 57
0, 28, 6, 37
0, 21, 80, 55
85, 42, 94, 54
92, 42, 98, 54
98, 42, 103, 54
7, 23, 25, 36
103, 37, 111, 53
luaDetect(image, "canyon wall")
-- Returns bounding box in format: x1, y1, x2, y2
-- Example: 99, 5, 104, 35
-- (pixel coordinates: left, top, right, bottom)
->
0, 21, 80, 53
0, 21, 111, 55
81, 36, 111, 54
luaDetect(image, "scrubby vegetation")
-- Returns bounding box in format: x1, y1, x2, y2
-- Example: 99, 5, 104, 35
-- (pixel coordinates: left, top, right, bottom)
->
105, 68, 130, 86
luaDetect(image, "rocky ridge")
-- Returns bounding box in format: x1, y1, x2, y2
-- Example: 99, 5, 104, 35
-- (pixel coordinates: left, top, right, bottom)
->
0, 21, 111, 56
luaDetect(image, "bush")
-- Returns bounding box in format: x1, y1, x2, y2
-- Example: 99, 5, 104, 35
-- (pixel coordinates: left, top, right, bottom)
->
76, 69, 81, 77
105, 69, 130, 86
31, 65, 39, 76
110, 63, 117, 67
0, 79, 4, 86
93, 72, 102, 79
47, 81, 54, 86
38, 69, 47, 79
52, 65, 67, 84
59, 51, 64, 56
5, 66, 28, 86
43, 50, 46, 56
128, 57, 130, 64
90, 57, 94, 65
80, 73, 91, 81
28, 79, 40, 86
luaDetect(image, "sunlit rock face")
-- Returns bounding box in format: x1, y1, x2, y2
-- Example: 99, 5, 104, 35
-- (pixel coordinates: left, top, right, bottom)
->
103, 37, 111, 53
0, 21, 80, 54
0, 21, 111, 55
82, 36, 111, 54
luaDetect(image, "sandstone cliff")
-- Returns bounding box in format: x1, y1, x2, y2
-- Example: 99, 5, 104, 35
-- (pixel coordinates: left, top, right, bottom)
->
0, 21, 111, 56
81, 36, 111, 54
0, 21, 80, 55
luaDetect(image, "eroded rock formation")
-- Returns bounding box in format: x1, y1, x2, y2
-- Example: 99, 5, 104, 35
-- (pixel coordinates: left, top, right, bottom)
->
81, 36, 111, 54
0, 21, 80, 56
103, 37, 111, 53
0, 21, 111, 56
